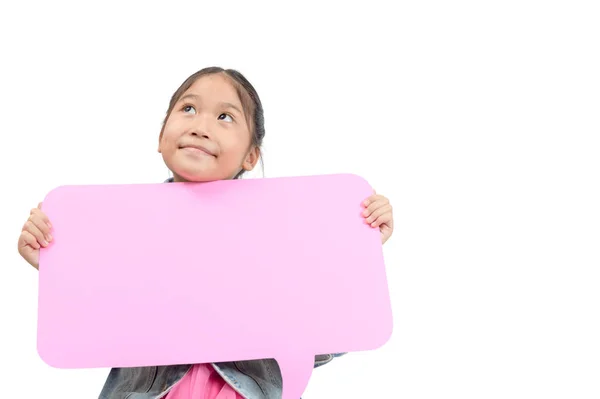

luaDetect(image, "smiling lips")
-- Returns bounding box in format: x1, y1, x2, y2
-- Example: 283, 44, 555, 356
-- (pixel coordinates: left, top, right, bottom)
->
180, 144, 216, 157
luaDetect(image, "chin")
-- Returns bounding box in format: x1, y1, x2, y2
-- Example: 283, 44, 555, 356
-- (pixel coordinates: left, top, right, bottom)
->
173, 168, 226, 183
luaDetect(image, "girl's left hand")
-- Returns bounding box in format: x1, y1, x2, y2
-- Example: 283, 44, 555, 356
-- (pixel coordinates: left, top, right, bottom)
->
362, 192, 394, 244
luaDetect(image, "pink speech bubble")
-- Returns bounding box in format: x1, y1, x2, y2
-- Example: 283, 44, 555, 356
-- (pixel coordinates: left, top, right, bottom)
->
37, 173, 393, 399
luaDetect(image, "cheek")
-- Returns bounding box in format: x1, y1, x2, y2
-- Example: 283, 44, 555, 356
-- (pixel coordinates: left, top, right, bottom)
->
161, 124, 180, 148
220, 134, 251, 161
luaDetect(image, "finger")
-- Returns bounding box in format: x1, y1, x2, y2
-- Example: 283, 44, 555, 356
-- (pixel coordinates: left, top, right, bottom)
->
362, 194, 384, 206
23, 220, 50, 247
362, 198, 389, 217
365, 204, 392, 225
29, 213, 52, 239
31, 208, 51, 228
370, 211, 393, 228
29, 212, 52, 237
372, 213, 393, 229
19, 230, 41, 250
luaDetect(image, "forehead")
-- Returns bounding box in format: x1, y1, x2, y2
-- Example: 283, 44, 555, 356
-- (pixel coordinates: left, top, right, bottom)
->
183, 74, 241, 105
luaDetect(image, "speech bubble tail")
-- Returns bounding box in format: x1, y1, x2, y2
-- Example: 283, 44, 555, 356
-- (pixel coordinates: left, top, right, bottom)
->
276, 353, 315, 399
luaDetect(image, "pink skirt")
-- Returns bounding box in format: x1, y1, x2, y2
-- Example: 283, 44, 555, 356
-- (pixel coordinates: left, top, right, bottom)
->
164, 363, 244, 399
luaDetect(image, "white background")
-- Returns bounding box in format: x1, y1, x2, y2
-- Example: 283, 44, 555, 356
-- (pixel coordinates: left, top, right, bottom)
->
1, 0, 599, 398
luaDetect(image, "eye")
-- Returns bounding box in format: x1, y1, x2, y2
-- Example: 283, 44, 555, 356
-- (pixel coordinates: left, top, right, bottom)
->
182, 105, 196, 114
218, 113, 233, 122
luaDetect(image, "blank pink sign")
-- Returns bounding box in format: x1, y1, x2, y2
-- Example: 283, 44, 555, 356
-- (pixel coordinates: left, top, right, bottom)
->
38, 173, 393, 399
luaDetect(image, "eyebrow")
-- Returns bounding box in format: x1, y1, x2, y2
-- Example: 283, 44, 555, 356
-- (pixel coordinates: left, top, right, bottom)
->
178, 94, 244, 115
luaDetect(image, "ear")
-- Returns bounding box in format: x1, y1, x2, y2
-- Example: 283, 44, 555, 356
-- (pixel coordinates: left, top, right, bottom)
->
241, 146, 260, 171
157, 130, 164, 153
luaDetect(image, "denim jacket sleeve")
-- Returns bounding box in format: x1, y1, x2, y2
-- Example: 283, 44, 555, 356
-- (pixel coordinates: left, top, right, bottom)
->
313, 352, 347, 368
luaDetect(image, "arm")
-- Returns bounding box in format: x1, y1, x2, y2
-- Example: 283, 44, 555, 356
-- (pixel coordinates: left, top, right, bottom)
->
314, 353, 347, 369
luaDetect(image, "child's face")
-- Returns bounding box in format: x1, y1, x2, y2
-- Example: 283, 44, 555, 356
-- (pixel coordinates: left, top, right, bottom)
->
158, 74, 258, 182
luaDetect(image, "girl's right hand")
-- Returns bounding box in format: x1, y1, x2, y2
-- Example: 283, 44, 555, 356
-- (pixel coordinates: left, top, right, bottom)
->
18, 203, 53, 269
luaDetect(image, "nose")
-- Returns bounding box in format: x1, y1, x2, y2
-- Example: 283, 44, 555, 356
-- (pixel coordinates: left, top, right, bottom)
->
190, 114, 212, 139
191, 130, 210, 139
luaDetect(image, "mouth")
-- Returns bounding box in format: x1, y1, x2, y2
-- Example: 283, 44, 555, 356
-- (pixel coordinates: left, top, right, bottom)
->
179, 144, 216, 157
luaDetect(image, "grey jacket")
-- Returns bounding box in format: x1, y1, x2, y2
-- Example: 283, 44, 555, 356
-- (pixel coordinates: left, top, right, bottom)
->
98, 354, 346, 399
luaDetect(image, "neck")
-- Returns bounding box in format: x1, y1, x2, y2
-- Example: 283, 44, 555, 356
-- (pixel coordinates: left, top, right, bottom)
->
167, 171, 243, 183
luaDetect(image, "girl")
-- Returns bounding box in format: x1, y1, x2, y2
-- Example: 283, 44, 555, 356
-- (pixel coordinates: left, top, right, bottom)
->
17, 67, 394, 399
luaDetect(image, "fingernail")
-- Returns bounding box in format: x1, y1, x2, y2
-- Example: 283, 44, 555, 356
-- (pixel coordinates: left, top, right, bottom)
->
41, 240, 48, 246
366, 217, 372, 223
371, 222, 377, 227
362, 210, 369, 216
46, 234, 53, 242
